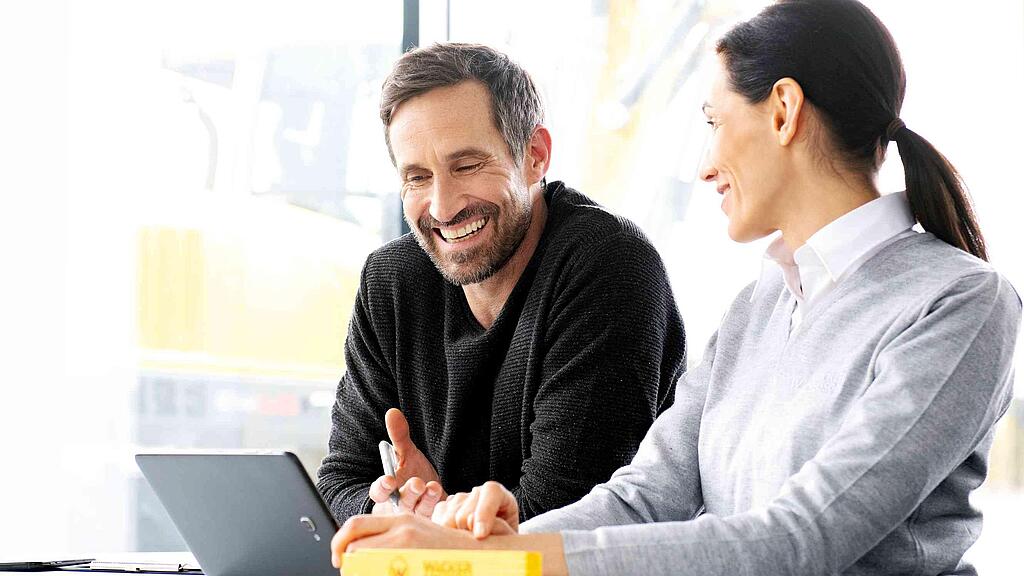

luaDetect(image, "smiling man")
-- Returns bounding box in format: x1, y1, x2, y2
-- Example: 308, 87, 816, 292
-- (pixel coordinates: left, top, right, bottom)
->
316, 43, 685, 524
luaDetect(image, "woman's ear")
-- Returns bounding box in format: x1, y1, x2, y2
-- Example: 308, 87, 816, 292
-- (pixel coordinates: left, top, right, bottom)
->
523, 125, 552, 186
769, 78, 805, 147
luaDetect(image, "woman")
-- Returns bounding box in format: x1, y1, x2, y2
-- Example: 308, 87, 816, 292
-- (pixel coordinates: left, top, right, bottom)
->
330, 1, 1021, 573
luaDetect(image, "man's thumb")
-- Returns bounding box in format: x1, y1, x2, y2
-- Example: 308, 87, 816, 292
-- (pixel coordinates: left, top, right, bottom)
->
384, 408, 414, 455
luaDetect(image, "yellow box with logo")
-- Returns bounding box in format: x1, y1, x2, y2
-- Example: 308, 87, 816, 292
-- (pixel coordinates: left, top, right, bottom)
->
341, 549, 542, 576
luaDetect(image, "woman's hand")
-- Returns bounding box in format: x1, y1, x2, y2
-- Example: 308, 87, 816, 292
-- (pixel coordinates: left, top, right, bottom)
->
332, 502, 571, 576
330, 513, 478, 569
431, 481, 519, 538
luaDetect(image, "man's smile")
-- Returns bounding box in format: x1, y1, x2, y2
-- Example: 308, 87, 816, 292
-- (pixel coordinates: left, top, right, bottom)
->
435, 217, 489, 244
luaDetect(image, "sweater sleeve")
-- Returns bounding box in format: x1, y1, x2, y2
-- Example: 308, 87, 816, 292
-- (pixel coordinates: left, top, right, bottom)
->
513, 231, 687, 520
316, 260, 397, 523
522, 329, 716, 533
547, 271, 1021, 575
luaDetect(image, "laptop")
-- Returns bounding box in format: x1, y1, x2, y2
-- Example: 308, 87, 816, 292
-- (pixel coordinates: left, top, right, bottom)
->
135, 451, 339, 576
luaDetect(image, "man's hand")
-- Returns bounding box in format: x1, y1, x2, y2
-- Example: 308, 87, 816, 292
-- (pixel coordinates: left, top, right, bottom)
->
431, 481, 519, 538
368, 408, 446, 516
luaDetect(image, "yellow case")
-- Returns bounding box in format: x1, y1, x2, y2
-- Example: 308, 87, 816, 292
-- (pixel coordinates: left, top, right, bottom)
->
341, 548, 542, 576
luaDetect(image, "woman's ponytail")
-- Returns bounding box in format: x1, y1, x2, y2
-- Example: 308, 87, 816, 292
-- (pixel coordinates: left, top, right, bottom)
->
890, 125, 988, 261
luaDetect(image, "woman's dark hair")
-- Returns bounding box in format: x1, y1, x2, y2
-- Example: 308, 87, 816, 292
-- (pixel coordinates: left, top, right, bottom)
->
716, 0, 987, 260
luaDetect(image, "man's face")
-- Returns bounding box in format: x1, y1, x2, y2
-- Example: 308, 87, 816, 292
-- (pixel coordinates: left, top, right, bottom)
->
389, 81, 533, 286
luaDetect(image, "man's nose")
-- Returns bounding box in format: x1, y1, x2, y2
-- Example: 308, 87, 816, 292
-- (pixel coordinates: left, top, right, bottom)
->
428, 174, 465, 224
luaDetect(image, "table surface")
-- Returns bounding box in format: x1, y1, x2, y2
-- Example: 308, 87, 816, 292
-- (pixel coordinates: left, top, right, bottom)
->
0, 552, 197, 575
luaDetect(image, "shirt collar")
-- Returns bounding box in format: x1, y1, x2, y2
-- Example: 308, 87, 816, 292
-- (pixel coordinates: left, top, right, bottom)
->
797, 191, 916, 283
750, 192, 916, 302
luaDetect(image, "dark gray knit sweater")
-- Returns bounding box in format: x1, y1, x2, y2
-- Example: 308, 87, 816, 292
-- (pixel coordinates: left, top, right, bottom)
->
316, 182, 685, 523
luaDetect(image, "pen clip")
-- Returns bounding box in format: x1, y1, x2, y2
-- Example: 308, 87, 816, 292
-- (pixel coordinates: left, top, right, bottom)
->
378, 440, 400, 512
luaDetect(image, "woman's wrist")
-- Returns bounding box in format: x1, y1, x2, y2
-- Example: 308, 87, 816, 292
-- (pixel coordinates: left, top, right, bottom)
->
477, 532, 568, 576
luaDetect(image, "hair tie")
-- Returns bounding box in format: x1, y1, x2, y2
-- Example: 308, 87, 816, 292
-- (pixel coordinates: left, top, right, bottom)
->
885, 118, 906, 141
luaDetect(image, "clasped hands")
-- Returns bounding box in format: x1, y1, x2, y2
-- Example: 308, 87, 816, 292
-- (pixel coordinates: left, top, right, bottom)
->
332, 409, 518, 566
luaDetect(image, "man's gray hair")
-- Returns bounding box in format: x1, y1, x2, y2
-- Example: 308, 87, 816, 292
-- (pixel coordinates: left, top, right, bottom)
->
380, 43, 545, 166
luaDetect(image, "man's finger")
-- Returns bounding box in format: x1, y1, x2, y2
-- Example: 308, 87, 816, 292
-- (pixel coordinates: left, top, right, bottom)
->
413, 481, 444, 516
384, 408, 415, 459
425, 480, 445, 501
398, 477, 426, 512
368, 475, 397, 503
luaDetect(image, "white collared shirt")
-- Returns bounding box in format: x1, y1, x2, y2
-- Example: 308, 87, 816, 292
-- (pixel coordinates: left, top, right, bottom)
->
751, 192, 918, 332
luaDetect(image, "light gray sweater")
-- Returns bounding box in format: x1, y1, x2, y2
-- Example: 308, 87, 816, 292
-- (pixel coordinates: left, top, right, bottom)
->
522, 233, 1021, 575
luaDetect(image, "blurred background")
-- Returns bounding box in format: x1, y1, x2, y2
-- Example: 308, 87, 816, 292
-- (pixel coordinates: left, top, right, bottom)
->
1, 0, 1021, 571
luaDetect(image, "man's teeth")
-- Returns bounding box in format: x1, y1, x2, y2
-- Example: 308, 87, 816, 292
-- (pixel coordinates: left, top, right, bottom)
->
440, 218, 487, 242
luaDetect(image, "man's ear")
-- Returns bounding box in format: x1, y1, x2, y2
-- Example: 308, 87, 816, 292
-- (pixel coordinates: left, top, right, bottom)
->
769, 78, 806, 147
523, 125, 552, 186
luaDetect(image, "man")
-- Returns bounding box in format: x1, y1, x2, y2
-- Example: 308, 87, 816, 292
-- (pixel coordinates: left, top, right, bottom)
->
316, 43, 685, 523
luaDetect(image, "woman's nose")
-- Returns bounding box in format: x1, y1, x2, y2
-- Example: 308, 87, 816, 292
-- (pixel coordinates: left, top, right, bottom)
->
697, 141, 718, 182
698, 156, 717, 183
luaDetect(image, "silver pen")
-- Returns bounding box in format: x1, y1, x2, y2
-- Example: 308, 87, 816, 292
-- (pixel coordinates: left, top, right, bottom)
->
378, 440, 401, 512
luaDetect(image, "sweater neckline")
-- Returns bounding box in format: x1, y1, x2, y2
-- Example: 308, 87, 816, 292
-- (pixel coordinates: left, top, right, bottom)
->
785, 232, 933, 339
450, 182, 565, 337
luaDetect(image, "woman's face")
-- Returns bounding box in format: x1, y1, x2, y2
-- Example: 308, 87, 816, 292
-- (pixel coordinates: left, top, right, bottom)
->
699, 56, 787, 243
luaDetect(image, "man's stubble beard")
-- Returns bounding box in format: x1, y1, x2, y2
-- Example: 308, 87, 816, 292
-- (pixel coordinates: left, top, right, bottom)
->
409, 184, 534, 286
